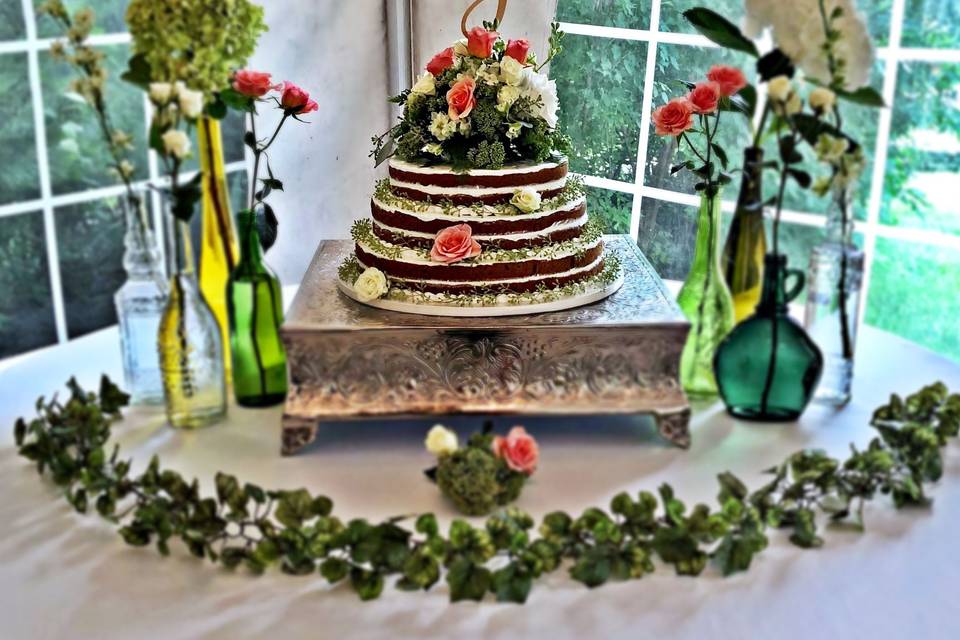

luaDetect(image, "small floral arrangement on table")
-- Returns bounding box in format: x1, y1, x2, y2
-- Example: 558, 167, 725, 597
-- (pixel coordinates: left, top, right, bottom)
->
423, 423, 539, 516
371, 21, 571, 170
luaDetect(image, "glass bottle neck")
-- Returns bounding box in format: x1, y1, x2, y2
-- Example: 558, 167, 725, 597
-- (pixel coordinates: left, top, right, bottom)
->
824, 187, 855, 246
734, 147, 764, 215
121, 192, 163, 280
236, 211, 265, 272
692, 189, 724, 272
758, 255, 790, 312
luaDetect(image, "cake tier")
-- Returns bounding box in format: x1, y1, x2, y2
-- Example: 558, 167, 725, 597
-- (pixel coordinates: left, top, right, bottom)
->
388, 158, 568, 205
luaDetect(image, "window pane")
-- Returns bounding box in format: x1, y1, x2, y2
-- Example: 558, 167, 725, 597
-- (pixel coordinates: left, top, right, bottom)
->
645, 44, 755, 203
637, 197, 696, 280
41, 43, 148, 195
0, 211, 57, 357
0, 53, 40, 205
55, 198, 127, 338
556, 0, 651, 30
34, 0, 129, 38
0, 1, 25, 41
658, 0, 742, 34
553, 35, 647, 182
901, 0, 960, 49
587, 186, 632, 234
223, 108, 247, 164
866, 237, 960, 362
882, 61, 960, 237
227, 169, 249, 215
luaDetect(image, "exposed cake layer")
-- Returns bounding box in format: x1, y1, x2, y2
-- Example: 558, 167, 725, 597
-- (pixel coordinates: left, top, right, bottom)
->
357, 252, 605, 295
372, 213, 588, 250
370, 196, 586, 233
388, 158, 567, 189
388, 159, 569, 205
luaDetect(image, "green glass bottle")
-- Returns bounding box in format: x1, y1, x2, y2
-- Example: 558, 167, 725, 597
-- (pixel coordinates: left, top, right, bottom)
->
714, 254, 824, 421
722, 146, 767, 323
227, 210, 288, 407
677, 190, 736, 397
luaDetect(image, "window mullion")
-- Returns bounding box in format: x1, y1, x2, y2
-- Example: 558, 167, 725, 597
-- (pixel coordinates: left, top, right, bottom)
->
629, 0, 662, 240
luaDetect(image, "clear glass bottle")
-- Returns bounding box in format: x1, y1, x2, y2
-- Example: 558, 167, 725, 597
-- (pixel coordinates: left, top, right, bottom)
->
227, 210, 288, 407
197, 116, 239, 383
722, 147, 767, 323
158, 206, 227, 429
677, 189, 736, 397
715, 254, 824, 421
114, 190, 167, 405
804, 191, 864, 405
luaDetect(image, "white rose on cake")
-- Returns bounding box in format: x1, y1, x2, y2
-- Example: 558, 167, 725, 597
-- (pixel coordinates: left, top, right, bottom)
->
511, 188, 542, 213
499, 56, 525, 86
411, 72, 436, 96
354, 267, 389, 302
425, 425, 458, 456
520, 68, 559, 128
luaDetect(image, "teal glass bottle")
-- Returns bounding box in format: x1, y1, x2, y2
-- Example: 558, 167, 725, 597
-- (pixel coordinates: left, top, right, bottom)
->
714, 254, 824, 421
677, 189, 735, 397
227, 210, 288, 407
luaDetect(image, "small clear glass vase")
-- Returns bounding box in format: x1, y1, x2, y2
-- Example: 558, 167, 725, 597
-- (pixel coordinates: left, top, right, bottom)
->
158, 208, 227, 429
677, 189, 736, 397
114, 190, 167, 405
804, 195, 864, 406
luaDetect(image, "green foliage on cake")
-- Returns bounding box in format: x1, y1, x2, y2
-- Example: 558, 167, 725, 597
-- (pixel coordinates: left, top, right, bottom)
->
371, 22, 571, 170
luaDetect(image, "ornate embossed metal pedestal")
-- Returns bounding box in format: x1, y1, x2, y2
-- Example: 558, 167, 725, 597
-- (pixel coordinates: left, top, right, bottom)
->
280, 236, 691, 454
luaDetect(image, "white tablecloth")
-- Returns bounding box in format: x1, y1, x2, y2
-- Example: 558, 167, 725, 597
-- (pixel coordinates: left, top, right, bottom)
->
1, 319, 959, 640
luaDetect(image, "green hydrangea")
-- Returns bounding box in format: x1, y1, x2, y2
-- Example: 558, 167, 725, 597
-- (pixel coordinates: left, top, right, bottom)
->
436, 443, 525, 516
466, 139, 506, 169
126, 0, 267, 95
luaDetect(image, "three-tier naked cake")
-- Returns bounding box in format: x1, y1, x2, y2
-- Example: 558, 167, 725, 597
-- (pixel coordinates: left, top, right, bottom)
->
337, 22, 623, 316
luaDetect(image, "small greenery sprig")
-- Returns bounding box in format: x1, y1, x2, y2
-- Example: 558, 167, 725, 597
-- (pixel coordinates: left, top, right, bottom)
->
14, 377, 960, 604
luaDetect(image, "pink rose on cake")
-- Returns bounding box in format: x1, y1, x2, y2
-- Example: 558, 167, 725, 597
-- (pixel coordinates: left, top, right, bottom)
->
232, 70, 279, 98
430, 224, 482, 264
493, 426, 539, 475
505, 38, 530, 63
427, 46, 455, 75
466, 26, 498, 58
446, 76, 476, 121
280, 81, 318, 115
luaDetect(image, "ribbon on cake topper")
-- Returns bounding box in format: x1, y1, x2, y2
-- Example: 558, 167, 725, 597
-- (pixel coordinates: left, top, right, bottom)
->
461, 0, 508, 36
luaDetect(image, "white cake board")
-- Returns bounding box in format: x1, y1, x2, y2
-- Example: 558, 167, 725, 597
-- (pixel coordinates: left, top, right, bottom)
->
336, 271, 625, 317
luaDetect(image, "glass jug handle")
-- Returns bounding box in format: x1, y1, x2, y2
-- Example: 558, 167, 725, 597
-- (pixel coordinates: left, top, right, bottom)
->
784, 268, 806, 304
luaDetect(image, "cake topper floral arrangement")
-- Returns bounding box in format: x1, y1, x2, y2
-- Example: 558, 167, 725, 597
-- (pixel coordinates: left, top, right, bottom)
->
371, 19, 571, 170
424, 423, 539, 516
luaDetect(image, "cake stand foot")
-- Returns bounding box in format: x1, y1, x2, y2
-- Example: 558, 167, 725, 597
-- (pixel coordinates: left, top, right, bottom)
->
653, 409, 691, 449
281, 416, 318, 456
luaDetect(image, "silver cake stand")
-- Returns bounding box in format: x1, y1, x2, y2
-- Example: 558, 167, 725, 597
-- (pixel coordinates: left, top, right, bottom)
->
280, 236, 691, 454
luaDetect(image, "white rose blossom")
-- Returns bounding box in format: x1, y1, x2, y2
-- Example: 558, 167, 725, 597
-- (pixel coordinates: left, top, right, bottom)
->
149, 82, 173, 104
411, 72, 436, 96
161, 129, 191, 159
353, 267, 389, 302
424, 425, 458, 456
809, 87, 836, 113
177, 87, 205, 119
499, 56, 525, 87
511, 187, 542, 213
767, 75, 793, 102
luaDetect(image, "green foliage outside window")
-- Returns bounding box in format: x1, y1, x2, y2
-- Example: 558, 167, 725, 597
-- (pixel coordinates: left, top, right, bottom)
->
0, 213, 56, 358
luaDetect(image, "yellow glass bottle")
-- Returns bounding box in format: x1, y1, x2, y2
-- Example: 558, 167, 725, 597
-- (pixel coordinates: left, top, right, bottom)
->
722, 147, 767, 323
197, 116, 238, 382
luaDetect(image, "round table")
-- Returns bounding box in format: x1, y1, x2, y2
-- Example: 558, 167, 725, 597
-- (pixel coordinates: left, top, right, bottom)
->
1, 321, 958, 640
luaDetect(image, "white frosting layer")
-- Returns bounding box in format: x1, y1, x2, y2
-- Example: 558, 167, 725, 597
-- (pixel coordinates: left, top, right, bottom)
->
372, 195, 586, 223
389, 157, 565, 177
373, 213, 589, 243
357, 234, 603, 267
358, 253, 604, 288
390, 177, 568, 198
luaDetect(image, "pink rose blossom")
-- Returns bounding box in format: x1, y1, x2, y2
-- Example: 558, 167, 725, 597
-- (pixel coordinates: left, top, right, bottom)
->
652, 98, 694, 136
466, 26, 498, 58
280, 81, 318, 114
446, 76, 477, 121
430, 224, 481, 264
426, 47, 455, 75
232, 70, 278, 98
492, 426, 539, 476
505, 39, 531, 63
706, 65, 748, 97
687, 81, 721, 114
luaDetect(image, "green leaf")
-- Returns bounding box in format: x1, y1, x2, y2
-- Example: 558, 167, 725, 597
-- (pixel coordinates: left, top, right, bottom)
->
320, 557, 349, 583
350, 568, 385, 601
682, 9, 758, 56
570, 548, 611, 588
834, 86, 885, 108
121, 53, 152, 89
204, 96, 228, 120
446, 558, 492, 602
415, 513, 439, 537
717, 472, 748, 502
787, 168, 812, 188
255, 203, 279, 252
98, 376, 130, 414
491, 563, 533, 604
221, 88, 256, 113
275, 489, 313, 528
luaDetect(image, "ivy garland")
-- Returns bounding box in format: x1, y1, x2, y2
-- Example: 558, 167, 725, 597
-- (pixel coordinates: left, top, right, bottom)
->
13, 377, 960, 604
